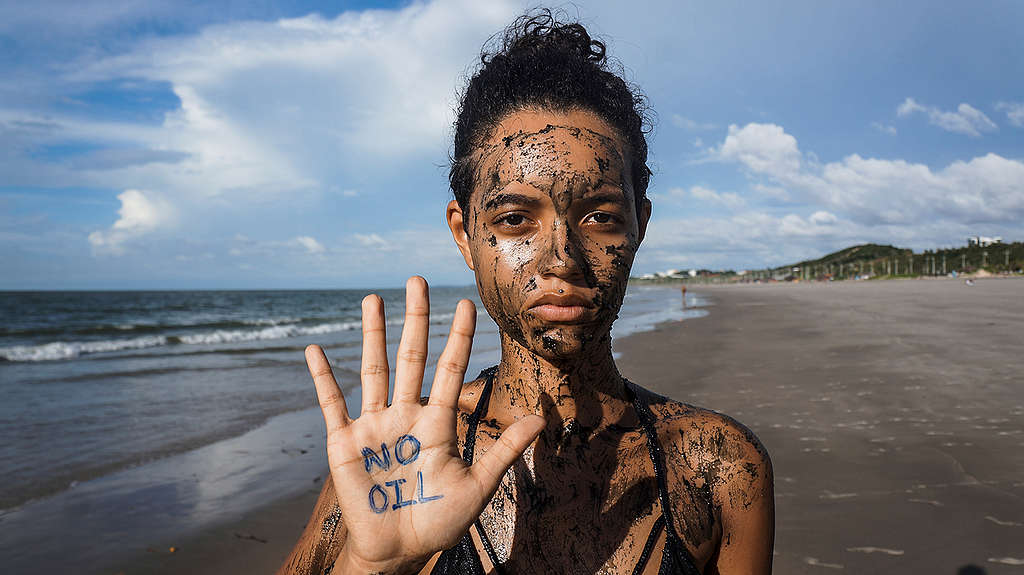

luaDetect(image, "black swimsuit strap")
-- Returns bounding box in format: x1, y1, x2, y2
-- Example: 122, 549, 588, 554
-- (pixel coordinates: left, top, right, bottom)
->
625, 382, 685, 546
462, 367, 505, 573
461, 366, 497, 464
631, 514, 666, 575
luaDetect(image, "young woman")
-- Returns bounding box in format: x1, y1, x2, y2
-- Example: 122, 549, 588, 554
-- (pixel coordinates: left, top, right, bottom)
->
279, 13, 773, 575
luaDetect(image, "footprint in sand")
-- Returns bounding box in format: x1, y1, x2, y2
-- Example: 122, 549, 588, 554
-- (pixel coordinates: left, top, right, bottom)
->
804, 557, 844, 569
846, 547, 905, 556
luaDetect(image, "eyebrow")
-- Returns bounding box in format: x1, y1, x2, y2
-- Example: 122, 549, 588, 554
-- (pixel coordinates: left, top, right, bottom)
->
581, 189, 628, 206
483, 192, 542, 210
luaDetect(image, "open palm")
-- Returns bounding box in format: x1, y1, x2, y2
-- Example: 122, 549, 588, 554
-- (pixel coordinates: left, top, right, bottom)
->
305, 277, 544, 574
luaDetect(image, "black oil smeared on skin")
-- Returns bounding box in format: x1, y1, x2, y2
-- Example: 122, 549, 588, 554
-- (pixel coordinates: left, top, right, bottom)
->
442, 110, 770, 573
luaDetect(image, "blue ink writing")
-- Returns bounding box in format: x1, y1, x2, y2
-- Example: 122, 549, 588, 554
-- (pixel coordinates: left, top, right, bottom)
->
368, 484, 389, 514
417, 471, 443, 503
394, 434, 421, 465
386, 478, 416, 510
364, 434, 443, 512
362, 442, 392, 473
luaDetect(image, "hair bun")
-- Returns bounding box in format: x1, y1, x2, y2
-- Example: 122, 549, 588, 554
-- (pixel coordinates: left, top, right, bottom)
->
496, 12, 606, 65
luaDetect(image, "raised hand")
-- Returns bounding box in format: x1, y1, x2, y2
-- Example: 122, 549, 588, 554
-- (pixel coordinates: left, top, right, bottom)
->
305, 276, 544, 575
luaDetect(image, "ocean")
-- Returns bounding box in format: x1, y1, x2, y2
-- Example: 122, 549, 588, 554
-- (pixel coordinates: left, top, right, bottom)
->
0, 284, 705, 573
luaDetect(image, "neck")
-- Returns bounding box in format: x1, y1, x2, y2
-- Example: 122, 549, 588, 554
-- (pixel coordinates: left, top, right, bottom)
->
489, 332, 628, 431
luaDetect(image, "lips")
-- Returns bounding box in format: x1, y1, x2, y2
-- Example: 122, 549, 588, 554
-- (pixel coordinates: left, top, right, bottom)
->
527, 291, 595, 323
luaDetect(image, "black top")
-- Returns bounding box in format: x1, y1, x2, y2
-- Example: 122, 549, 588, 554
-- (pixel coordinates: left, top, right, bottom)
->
430, 368, 702, 575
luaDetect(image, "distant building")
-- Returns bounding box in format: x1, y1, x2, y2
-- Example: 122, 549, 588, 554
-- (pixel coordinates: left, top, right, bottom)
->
968, 235, 1002, 247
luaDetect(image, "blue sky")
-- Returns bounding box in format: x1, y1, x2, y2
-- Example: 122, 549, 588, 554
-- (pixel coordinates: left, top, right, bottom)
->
2, 0, 1022, 289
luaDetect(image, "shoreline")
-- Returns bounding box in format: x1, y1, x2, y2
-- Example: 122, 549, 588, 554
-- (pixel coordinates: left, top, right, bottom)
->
0, 285, 701, 575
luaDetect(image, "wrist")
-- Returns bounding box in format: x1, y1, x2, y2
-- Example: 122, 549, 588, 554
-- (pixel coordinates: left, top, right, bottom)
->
334, 545, 426, 575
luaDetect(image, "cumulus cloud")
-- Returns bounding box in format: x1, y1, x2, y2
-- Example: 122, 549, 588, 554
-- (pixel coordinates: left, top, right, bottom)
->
88, 189, 175, 254
717, 123, 802, 177
996, 101, 1024, 127
896, 97, 997, 137
688, 185, 746, 209
640, 121, 1024, 271
713, 122, 1024, 227
294, 235, 325, 254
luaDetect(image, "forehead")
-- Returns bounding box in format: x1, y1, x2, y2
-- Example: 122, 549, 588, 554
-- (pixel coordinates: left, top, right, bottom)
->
473, 108, 630, 198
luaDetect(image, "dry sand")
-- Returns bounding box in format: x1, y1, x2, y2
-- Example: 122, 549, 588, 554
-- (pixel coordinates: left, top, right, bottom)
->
618, 278, 1024, 574
114, 277, 1024, 574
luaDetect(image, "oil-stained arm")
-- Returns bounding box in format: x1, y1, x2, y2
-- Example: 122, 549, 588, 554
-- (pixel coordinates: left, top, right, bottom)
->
275, 480, 346, 575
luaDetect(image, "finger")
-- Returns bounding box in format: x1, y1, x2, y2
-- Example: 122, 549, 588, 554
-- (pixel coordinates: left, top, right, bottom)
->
427, 299, 476, 411
306, 345, 350, 431
360, 294, 390, 413
393, 276, 430, 404
470, 414, 545, 493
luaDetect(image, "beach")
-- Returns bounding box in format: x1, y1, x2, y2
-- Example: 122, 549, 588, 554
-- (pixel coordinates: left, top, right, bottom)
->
4, 279, 1022, 573
618, 278, 1024, 574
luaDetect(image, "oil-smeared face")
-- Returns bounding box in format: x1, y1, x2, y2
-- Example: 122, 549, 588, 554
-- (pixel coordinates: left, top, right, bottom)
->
460, 108, 648, 362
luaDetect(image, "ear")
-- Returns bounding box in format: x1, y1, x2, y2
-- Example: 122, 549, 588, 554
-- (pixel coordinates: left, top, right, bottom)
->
446, 200, 475, 271
637, 197, 652, 244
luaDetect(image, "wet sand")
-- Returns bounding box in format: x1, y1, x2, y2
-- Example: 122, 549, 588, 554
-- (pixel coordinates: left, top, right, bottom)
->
111, 278, 1024, 574
617, 278, 1024, 574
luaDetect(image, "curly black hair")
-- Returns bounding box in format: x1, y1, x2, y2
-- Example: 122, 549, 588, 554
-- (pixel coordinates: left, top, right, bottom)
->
450, 10, 652, 219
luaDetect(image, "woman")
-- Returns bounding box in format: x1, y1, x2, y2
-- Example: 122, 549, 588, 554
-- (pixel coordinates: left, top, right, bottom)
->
279, 12, 773, 575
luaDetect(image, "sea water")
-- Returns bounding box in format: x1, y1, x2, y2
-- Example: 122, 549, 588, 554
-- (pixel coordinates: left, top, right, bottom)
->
0, 284, 704, 572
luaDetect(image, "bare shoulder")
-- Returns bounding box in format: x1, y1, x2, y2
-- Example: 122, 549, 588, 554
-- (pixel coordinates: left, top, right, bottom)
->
636, 386, 773, 507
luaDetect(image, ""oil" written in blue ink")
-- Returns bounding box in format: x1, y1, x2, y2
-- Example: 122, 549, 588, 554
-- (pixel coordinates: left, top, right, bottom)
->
363, 435, 443, 513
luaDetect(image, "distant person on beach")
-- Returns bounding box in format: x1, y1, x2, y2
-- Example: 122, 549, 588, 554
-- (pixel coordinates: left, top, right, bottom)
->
280, 11, 773, 575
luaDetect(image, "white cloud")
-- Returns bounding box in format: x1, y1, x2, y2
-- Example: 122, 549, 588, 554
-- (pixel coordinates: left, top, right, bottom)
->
640, 121, 1024, 271
714, 122, 1024, 227
871, 122, 897, 135
996, 101, 1024, 127
88, 189, 175, 255
689, 185, 746, 209
896, 97, 997, 137
809, 211, 837, 225
294, 235, 325, 254
717, 123, 802, 178
353, 233, 392, 250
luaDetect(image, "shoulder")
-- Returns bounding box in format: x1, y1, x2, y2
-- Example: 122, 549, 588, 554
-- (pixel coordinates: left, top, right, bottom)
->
637, 385, 773, 508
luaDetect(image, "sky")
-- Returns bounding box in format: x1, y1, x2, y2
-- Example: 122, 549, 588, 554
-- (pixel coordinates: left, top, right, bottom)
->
1, 0, 1022, 289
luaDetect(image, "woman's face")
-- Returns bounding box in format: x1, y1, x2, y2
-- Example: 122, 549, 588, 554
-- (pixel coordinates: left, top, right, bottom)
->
448, 108, 650, 362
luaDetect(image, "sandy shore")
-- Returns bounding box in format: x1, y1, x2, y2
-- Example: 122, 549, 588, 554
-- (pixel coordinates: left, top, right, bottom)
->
111, 278, 1024, 574
617, 278, 1024, 574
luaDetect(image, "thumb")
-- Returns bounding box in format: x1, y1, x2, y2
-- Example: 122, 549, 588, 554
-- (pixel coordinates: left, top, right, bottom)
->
470, 414, 545, 493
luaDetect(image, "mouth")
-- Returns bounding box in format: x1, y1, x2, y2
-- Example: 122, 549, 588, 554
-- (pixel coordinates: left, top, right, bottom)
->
527, 292, 595, 324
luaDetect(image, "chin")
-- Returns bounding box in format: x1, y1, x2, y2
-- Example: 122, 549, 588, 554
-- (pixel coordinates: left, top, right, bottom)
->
528, 324, 608, 361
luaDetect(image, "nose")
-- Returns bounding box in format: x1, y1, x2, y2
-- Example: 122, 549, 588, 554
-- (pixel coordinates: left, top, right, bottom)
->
537, 219, 588, 282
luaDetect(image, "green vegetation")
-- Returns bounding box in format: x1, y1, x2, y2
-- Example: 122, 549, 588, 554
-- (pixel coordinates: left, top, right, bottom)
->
632, 241, 1024, 284
784, 242, 1024, 281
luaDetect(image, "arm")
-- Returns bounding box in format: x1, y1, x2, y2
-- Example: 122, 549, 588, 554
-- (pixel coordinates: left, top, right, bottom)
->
276, 480, 345, 575
706, 420, 775, 575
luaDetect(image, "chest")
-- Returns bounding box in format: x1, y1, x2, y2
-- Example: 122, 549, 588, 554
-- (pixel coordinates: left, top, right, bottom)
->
467, 427, 708, 573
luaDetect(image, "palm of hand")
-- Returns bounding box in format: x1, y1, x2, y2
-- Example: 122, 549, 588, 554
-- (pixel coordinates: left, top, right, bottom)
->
305, 277, 544, 573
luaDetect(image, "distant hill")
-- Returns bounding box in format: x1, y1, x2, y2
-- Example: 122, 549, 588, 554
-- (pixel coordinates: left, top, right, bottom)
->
781, 241, 1023, 280
635, 240, 1023, 283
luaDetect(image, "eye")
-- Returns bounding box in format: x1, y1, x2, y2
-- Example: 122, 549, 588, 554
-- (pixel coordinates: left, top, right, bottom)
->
584, 212, 622, 226
496, 213, 527, 227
